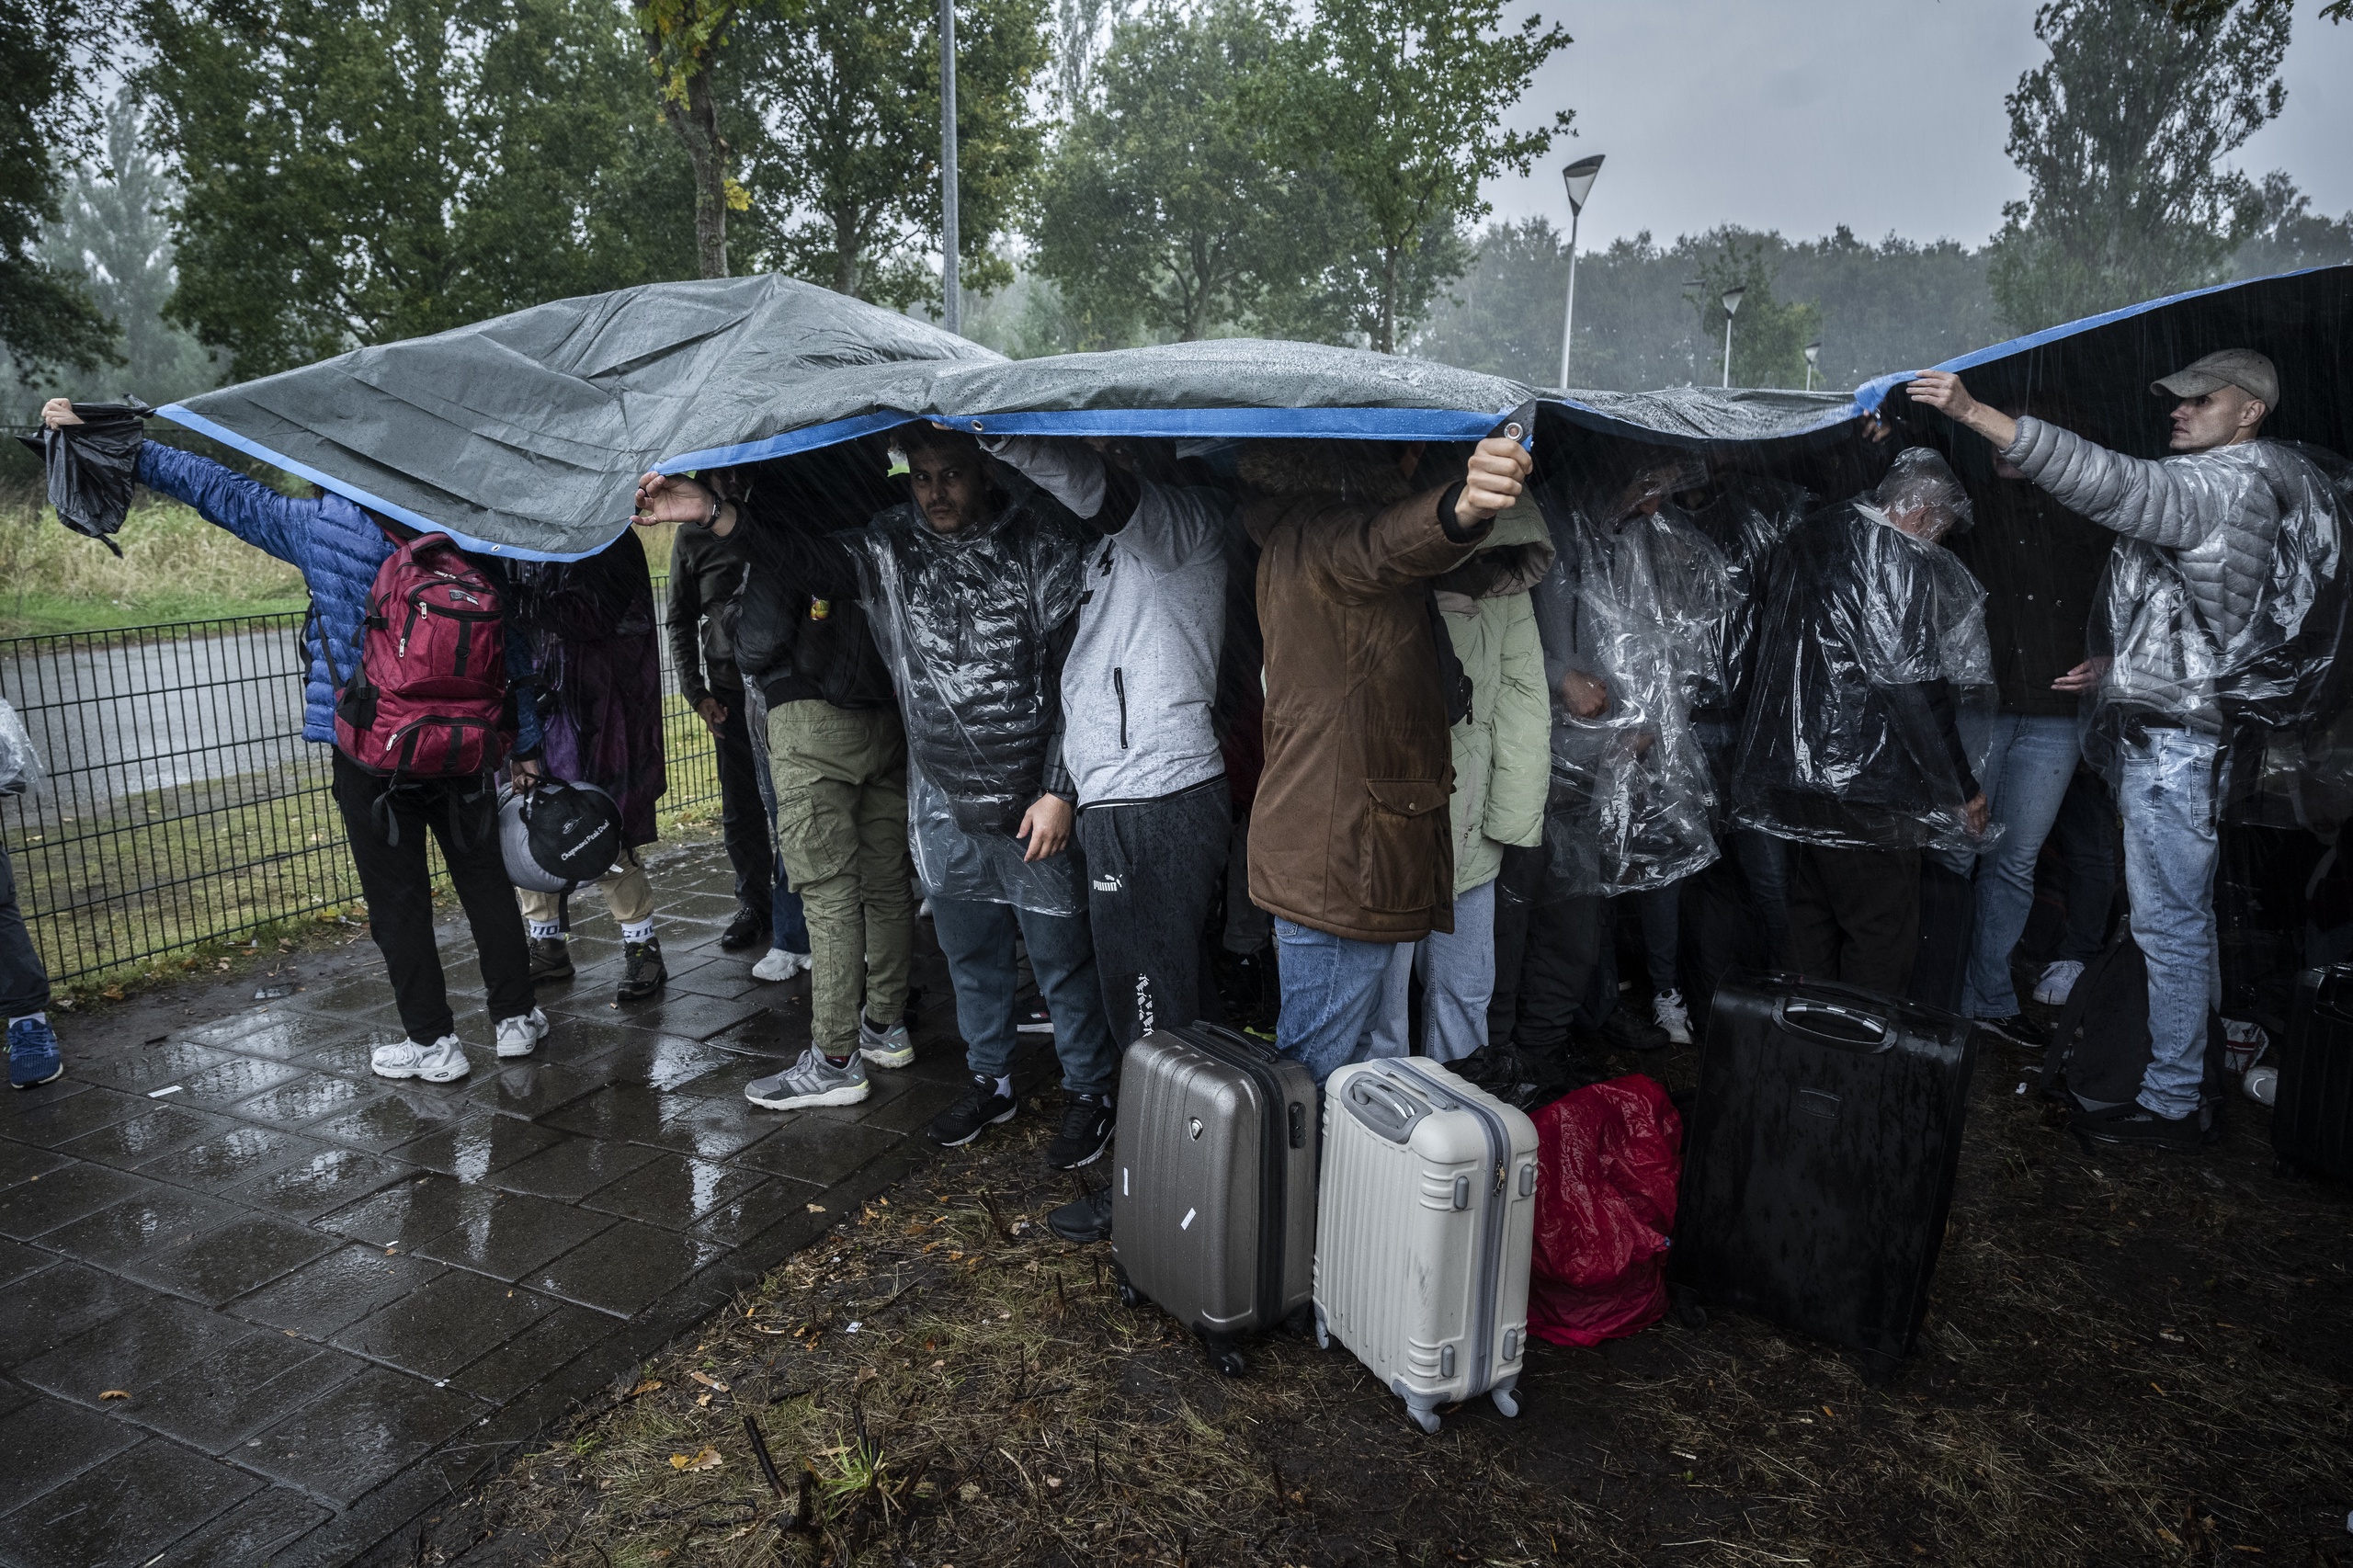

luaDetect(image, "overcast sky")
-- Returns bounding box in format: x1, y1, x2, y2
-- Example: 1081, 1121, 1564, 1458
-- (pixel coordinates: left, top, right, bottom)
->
1476, 0, 2353, 251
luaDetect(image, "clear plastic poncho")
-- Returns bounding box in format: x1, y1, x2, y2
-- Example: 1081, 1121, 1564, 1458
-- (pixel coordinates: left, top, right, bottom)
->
849, 485, 1094, 915
1529, 478, 1729, 896
2080, 440, 2353, 785
1730, 499, 2000, 855
1679, 473, 1815, 721
0, 699, 42, 798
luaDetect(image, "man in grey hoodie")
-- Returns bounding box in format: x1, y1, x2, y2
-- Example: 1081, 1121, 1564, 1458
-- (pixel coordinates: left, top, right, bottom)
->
1912, 350, 2348, 1151
972, 436, 1233, 1244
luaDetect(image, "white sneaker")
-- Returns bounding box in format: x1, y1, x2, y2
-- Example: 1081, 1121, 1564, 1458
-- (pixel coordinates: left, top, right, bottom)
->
1654, 989, 1693, 1046
494, 1007, 551, 1059
372, 1034, 470, 1082
752, 948, 812, 983
2031, 960, 2085, 1007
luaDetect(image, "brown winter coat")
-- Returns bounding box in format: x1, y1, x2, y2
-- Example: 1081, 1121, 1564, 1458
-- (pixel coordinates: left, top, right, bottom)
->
1245, 469, 1493, 943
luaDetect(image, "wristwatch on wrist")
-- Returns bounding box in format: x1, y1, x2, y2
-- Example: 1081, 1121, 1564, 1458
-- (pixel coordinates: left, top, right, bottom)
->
705, 492, 725, 528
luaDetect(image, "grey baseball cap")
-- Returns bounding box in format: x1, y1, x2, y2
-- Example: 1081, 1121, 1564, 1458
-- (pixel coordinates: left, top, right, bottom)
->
2153, 348, 2279, 409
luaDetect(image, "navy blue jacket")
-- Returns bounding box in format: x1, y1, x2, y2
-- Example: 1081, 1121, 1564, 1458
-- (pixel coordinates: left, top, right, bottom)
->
135, 444, 542, 756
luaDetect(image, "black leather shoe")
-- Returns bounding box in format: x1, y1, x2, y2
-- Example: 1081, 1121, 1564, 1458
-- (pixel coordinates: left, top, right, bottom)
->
2073, 1100, 2207, 1151
616, 937, 667, 1003
1048, 1185, 1113, 1243
718, 908, 767, 951
528, 937, 574, 984
1977, 1013, 2048, 1050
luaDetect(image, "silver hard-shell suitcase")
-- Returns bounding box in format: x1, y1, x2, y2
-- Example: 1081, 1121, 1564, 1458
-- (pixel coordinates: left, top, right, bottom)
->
1314, 1058, 1540, 1432
1108, 1023, 1318, 1373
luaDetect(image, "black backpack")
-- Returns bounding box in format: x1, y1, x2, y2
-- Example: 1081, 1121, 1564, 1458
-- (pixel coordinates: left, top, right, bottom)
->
2041, 927, 2225, 1114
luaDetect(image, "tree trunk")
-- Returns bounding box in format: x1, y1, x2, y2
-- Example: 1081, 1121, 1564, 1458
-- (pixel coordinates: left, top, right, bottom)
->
1378, 244, 1400, 355
654, 57, 730, 279
834, 210, 862, 298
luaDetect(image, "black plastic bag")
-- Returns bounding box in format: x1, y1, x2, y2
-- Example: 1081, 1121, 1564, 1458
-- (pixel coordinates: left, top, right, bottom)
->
15, 398, 152, 556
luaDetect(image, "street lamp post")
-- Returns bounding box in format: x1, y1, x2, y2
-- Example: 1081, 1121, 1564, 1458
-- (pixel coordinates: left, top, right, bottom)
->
1720, 285, 1745, 390
939, 0, 961, 335
1803, 340, 1822, 392
1556, 153, 1604, 390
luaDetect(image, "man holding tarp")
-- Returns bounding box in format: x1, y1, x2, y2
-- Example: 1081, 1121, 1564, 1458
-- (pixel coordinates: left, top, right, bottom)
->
1912, 352, 2351, 1150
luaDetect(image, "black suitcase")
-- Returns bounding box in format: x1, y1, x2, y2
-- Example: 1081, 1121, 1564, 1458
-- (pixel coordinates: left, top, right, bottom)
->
2040, 929, 2224, 1125
2275, 966, 2353, 1181
1671, 974, 1977, 1373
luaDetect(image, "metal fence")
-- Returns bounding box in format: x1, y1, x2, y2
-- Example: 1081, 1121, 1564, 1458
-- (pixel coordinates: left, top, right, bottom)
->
0, 584, 721, 987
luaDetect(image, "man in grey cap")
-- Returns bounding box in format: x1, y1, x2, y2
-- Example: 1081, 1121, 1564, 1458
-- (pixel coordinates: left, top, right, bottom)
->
1909, 348, 2348, 1152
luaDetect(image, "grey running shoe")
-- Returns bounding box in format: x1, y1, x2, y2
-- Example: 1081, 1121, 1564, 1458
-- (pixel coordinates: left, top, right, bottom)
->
858, 1011, 915, 1068
745, 1045, 870, 1111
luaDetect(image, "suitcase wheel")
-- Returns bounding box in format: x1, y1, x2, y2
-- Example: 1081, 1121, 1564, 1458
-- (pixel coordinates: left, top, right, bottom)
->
1405, 1404, 1441, 1436
1110, 1261, 1141, 1310
1490, 1377, 1520, 1419
1313, 1319, 1330, 1351
1199, 1331, 1247, 1377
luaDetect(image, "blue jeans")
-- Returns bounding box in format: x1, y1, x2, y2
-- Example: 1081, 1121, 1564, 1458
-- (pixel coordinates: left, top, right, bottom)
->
2119, 730, 2222, 1119
928, 895, 1119, 1096
1364, 880, 1496, 1064
1960, 714, 2083, 1017
1275, 917, 1404, 1084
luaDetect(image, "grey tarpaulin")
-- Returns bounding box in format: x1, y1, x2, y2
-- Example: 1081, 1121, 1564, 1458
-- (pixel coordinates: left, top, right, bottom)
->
157, 276, 995, 562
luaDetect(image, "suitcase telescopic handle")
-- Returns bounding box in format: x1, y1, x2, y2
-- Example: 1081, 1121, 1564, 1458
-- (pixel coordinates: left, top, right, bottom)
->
1774, 998, 1893, 1052
1344, 1075, 1426, 1144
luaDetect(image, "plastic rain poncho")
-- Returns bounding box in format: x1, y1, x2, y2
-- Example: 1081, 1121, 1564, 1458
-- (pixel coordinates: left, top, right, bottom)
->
2075, 439, 2353, 784
1679, 473, 1815, 722
1731, 459, 2000, 856
849, 486, 1095, 916
1529, 472, 1731, 896
0, 699, 41, 797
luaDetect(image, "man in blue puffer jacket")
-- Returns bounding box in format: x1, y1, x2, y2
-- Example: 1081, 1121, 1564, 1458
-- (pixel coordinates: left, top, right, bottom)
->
40, 399, 552, 1083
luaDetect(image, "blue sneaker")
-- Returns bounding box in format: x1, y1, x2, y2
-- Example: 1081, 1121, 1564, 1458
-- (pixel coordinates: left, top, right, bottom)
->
8, 1015, 63, 1089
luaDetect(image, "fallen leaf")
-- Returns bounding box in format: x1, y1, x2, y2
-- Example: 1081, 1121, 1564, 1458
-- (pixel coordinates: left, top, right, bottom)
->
99, 1389, 131, 1401
806, 1203, 826, 1213
670, 1447, 722, 1472
957, 1483, 982, 1503
689, 1371, 729, 1392
695, 1392, 712, 1408
630, 1380, 663, 1397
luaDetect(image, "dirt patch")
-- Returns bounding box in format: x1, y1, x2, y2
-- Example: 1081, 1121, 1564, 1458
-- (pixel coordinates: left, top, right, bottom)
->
439, 1040, 2353, 1567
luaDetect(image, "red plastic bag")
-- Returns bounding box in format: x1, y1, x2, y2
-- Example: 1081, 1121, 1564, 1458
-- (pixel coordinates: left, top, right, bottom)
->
1528, 1074, 1682, 1347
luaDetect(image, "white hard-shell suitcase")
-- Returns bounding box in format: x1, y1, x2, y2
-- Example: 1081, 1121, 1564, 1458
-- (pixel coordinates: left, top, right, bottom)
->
1313, 1057, 1540, 1433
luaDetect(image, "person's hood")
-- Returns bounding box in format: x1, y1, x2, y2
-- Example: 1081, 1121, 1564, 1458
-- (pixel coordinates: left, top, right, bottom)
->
1436, 497, 1554, 608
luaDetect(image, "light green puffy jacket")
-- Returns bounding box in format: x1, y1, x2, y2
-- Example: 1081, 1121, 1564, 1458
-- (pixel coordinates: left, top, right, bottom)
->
1437, 500, 1555, 894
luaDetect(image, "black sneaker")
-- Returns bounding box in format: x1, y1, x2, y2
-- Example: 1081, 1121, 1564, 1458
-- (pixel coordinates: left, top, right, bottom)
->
1046, 1092, 1115, 1169
2073, 1101, 2207, 1151
528, 937, 574, 984
1048, 1185, 1113, 1243
1597, 1008, 1668, 1052
928, 1074, 1017, 1147
1977, 1013, 2048, 1050
616, 937, 668, 1003
1016, 998, 1055, 1034
718, 908, 767, 951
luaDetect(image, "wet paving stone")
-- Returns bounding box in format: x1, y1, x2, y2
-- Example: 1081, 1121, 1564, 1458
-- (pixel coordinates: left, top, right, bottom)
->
305, 1085, 472, 1153
15, 1290, 250, 1407
733, 1116, 903, 1187
447, 1302, 619, 1403
173, 1055, 311, 1110
128, 1332, 365, 1453
466, 1059, 608, 1121
544, 1084, 773, 1160
0, 1238, 52, 1290
318, 1171, 497, 1248
226, 1070, 380, 1130
408, 1189, 616, 1281
665, 956, 766, 1002
687, 1174, 824, 1247
0, 1079, 93, 1127
166, 1483, 333, 1568
289, 1037, 386, 1077
0, 1084, 152, 1148
223, 1144, 414, 1219
120, 1210, 338, 1305
816, 1072, 965, 1137
0, 1159, 158, 1239
483, 1133, 665, 1202
0, 1392, 142, 1515
0, 1260, 136, 1367
133, 1123, 317, 1193
229, 1244, 447, 1337
50, 1104, 238, 1171
1, 1434, 263, 1568
579, 1151, 769, 1229
566, 1030, 734, 1089
242, 1363, 488, 1505
0, 1140, 70, 1190
77, 1038, 238, 1094
331, 1268, 560, 1381
528, 1220, 728, 1318
33, 1185, 248, 1270
391, 1108, 573, 1179
184, 1005, 341, 1054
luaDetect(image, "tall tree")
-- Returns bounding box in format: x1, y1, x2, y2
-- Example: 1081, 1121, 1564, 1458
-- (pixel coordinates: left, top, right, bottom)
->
732, 0, 1047, 310
1688, 237, 1820, 390
1985, 0, 2291, 333
636, 0, 741, 278
1032, 0, 1346, 345
138, 0, 696, 379
0, 0, 118, 376
1253, 0, 1570, 353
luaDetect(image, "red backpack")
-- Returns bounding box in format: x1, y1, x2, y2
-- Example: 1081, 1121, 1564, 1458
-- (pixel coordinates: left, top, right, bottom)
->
322, 531, 515, 778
